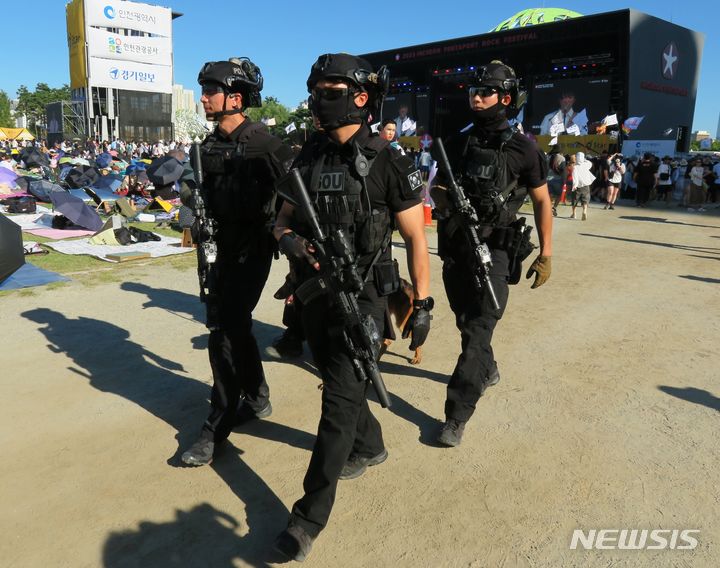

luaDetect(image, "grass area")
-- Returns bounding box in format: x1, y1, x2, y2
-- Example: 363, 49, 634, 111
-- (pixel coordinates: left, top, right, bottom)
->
1, 221, 196, 297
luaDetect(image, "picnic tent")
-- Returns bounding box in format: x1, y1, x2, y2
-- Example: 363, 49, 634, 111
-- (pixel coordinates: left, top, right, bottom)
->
0, 128, 35, 141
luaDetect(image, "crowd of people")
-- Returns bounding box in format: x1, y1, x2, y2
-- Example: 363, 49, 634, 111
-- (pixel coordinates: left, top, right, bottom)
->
0, 137, 193, 167
546, 147, 720, 217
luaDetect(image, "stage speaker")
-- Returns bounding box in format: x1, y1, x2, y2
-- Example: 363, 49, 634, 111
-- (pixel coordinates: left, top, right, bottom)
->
676, 125, 689, 153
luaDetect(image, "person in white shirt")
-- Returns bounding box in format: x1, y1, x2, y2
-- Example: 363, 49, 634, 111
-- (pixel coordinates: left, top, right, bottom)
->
688, 158, 706, 212
394, 105, 416, 137
539, 91, 588, 135
605, 153, 625, 210
570, 151, 595, 220
0, 152, 15, 172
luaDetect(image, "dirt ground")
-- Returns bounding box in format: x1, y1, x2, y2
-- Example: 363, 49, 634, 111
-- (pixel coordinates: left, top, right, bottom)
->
2, 201, 718, 568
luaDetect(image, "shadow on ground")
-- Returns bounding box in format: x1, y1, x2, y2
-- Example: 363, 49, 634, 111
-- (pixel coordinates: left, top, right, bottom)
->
658, 386, 720, 413
22, 308, 306, 566
102, 477, 291, 568
618, 215, 720, 230
578, 233, 720, 256
678, 274, 720, 284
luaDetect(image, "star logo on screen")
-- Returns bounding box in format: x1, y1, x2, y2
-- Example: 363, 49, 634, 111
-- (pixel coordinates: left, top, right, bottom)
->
661, 42, 679, 80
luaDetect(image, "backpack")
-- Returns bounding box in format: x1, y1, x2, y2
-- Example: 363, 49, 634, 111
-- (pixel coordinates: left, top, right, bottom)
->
5, 195, 37, 213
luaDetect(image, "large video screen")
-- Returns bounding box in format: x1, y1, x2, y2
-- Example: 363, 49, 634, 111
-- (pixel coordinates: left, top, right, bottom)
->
382, 92, 430, 137
526, 76, 611, 136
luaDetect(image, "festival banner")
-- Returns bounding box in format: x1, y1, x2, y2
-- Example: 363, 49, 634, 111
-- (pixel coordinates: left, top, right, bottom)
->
88, 57, 172, 94
87, 27, 172, 67
535, 134, 614, 155
84, 0, 172, 37
66, 0, 87, 89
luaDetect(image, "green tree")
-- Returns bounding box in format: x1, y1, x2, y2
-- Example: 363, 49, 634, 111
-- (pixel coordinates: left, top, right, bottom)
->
245, 96, 290, 126
0, 90, 13, 127
15, 83, 71, 136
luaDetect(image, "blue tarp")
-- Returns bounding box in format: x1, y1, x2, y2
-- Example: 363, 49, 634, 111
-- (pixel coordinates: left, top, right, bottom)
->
0, 263, 70, 291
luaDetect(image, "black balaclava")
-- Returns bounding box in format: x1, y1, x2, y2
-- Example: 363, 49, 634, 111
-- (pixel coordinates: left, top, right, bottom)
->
306, 53, 376, 131
310, 90, 366, 131
472, 100, 509, 132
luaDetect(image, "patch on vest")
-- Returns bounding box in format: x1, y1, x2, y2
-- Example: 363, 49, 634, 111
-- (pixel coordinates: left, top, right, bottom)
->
407, 170, 423, 192
317, 172, 345, 192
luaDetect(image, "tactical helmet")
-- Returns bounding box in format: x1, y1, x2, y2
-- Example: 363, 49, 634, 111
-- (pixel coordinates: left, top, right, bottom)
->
306, 53, 390, 125
306, 53, 389, 95
197, 57, 263, 107
473, 60, 527, 113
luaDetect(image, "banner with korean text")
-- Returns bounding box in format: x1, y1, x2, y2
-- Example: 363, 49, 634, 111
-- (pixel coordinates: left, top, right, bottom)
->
84, 0, 172, 37
87, 27, 172, 66
66, 0, 87, 89
88, 57, 172, 94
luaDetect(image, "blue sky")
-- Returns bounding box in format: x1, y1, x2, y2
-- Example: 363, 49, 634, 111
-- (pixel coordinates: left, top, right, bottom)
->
3, 1, 718, 133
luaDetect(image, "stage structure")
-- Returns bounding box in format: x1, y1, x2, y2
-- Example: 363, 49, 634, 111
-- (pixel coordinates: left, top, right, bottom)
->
361, 9, 704, 155
65, 0, 181, 142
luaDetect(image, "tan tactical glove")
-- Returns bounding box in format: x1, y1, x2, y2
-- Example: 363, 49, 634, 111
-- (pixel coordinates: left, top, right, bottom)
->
526, 255, 551, 289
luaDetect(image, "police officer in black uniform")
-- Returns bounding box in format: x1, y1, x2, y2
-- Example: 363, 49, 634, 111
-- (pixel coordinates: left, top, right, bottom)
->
431, 61, 553, 447
271, 53, 432, 561
179, 57, 293, 466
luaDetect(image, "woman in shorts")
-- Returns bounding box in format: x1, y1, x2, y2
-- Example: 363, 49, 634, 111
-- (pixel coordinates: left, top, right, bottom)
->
605, 153, 625, 210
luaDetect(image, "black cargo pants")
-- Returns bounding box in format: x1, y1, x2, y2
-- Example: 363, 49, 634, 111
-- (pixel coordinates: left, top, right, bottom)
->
201, 250, 273, 443
441, 249, 510, 423
289, 282, 386, 538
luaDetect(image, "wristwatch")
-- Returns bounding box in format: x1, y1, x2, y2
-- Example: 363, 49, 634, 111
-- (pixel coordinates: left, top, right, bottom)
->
413, 296, 435, 311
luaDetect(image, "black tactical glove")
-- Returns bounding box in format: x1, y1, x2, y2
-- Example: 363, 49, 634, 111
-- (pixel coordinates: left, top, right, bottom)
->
526, 255, 551, 289
278, 231, 318, 267
402, 299, 433, 350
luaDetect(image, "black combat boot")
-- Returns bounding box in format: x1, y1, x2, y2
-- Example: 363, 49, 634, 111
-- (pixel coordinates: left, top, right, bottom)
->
339, 448, 388, 480
235, 400, 273, 425
437, 419, 466, 447
181, 437, 215, 466
265, 330, 304, 359
274, 523, 315, 562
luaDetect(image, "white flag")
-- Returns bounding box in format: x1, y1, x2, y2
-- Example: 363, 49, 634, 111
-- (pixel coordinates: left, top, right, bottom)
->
549, 123, 565, 137
602, 113, 618, 126
266, 117, 276, 126
285, 122, 297, 134
549, 136, 558, 145
566, 124, 581, 136
401, 117, 416, 133
300, 122, 307, 130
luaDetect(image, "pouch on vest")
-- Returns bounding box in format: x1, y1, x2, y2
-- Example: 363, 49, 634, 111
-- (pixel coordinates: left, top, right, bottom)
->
373, 258, 400, 296
356, 209, 391, 254
507, 217, 535, 285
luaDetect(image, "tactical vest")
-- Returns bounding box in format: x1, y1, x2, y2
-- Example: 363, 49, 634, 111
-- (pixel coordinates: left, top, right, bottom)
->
200, 122, 275, 225
297, 136, 393, 265
460, 128, 526, 230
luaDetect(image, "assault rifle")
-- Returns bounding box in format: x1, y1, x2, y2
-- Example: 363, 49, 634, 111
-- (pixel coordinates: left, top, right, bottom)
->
190, 143, 220, 331
434, 138, 501, 310
277, 168, 392, 408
